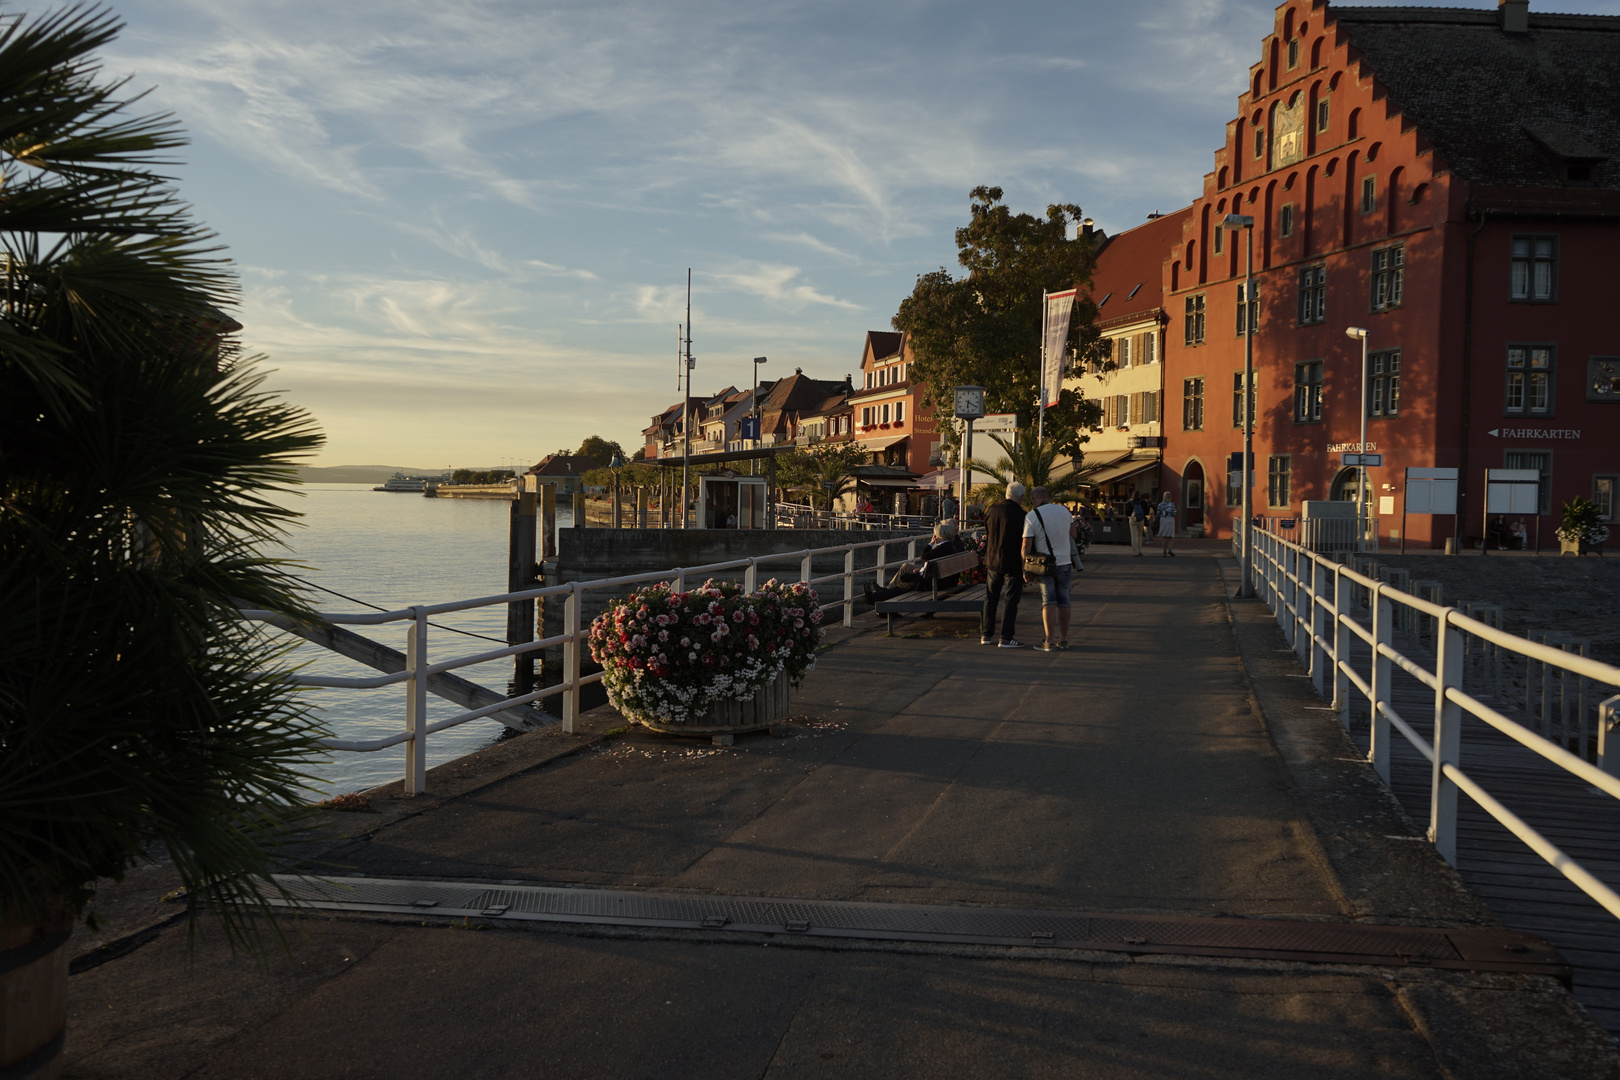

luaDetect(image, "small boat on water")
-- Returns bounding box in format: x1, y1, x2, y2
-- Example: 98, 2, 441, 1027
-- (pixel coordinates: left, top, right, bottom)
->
373, 472, 447, 492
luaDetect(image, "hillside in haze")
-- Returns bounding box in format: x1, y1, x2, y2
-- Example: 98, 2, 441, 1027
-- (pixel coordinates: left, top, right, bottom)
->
294, 465, 440, 484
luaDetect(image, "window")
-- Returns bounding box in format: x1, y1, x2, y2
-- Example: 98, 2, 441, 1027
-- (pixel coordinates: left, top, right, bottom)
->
1297, 265, 1326, 324
1214, 226, 1223, 254
1368, 349, 1401, 417
1144, 331, 1157, 364
895, 401, 905, 424
1280, 203, 1294, 237
1184, 294, 1206, 345
1505, 450, 1552, 514
1118, 336, 1132, 367
1505, 346, 1554, 415
1235, 282, 1259, 335
1183, 377, 1205, 430
1316, 99, 1329, 132
1595, 476, 1616, 522
1232, 371, 1254, 428
1254, 128, 1266, 158
860, 407, 871, 427
1134, 390, 1161, 425
1371, 245, 1404, 311
1294, 360, 1323, 423
1287, 38, 1299, 68
1361, 175, 1376, 213
881, 403, 891, 423
1268, 455, 1292, 508
1510, 236, 1557, 302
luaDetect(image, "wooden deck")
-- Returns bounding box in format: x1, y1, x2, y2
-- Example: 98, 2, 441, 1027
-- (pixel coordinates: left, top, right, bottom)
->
1334, 618, 1620, 1031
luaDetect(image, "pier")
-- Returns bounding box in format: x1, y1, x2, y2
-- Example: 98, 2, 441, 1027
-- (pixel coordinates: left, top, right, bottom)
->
61, 546, 1620, 1077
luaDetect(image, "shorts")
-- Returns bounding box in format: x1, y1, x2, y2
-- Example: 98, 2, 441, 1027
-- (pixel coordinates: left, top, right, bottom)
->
1038, 566, 1072, 607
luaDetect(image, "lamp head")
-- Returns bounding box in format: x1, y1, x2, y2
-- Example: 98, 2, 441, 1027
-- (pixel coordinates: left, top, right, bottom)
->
1223, 213, 1254, 229
753, 356, 767, 365
1344, 327, 1368, 340
609, 453, 625, 469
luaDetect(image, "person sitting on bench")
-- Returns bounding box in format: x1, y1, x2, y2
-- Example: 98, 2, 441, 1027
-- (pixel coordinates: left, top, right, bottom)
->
864, 520, 964, 603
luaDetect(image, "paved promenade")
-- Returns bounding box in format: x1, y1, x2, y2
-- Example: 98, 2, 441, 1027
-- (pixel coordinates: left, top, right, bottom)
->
61, 549, 1620, 1079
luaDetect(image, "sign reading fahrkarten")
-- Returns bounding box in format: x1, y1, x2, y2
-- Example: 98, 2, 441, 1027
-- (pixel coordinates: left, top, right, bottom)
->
1487, 428, 1581, 439
1326, 442, 1377, 453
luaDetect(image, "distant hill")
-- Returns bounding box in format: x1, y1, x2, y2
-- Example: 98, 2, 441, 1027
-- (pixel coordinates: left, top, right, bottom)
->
294, 465, 442, 485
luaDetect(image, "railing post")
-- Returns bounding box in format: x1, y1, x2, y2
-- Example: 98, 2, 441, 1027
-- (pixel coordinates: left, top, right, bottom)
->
1369, 583, 1393, 783
744, 557, 758, 594
1309, 557, 1327, 696
1599, 695, 1620, 778
907, 539, 917, 561
404, 606, 428, 796
843, 547, 855, 627
1332, 564, 1350, 730
674, 568, 686, 593
562, 583, 581, 734
800, 550, 813, 584
877, 541, 887, 587
1430, 612, 1465, 864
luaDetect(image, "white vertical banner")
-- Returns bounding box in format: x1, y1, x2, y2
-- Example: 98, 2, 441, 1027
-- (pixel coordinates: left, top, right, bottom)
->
1042, 288, 1077, 409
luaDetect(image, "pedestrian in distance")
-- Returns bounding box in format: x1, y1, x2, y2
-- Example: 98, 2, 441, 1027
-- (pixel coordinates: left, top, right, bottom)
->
1156, 489, 1179, 556
1128, 492, 1149, 556
1022, 486, 1079, 652
981, 482, 1027, 648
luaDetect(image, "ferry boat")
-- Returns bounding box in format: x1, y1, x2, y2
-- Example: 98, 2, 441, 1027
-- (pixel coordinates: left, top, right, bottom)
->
373, 472, 446, 492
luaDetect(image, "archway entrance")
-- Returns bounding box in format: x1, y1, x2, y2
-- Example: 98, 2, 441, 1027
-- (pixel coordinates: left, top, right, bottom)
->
1183, 461, 1205, 530
1330, 467, 1363, 505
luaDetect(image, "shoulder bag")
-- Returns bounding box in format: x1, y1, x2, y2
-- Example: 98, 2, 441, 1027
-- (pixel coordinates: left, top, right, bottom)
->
1023, 506, 1057, 577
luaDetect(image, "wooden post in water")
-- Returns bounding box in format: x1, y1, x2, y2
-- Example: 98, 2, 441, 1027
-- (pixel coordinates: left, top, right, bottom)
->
636, 486, 649, 528
572, 491, 586, 528
508, 486, 539, 695
538, 483, 556, 559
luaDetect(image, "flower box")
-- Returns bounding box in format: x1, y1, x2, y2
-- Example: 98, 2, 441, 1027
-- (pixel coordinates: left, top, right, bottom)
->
588, 578, 824, 733
1560, 538, 1602, 557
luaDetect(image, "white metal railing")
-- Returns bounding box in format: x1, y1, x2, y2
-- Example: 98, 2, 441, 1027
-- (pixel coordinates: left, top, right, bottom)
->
1240, 524, 1620, 921
772, 501, 937, 531
240, 534, 927, 796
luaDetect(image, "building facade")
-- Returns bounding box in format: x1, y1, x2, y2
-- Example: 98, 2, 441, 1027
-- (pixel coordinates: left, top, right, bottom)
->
1158, 0, 1620, 547
847, 331, 942, 475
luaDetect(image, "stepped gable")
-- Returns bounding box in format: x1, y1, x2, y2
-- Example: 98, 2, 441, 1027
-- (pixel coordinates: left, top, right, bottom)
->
1329, 5, 1620, 191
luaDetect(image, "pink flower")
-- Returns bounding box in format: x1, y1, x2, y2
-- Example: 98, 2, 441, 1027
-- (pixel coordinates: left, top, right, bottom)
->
658, 630, 669, 642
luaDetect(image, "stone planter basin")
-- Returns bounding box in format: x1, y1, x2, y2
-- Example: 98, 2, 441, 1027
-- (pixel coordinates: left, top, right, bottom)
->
639, 670, 792, 738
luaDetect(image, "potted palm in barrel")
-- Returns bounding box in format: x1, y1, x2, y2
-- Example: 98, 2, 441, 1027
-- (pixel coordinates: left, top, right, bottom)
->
1557, 498, 1608, 556
1, 10, 327, 1074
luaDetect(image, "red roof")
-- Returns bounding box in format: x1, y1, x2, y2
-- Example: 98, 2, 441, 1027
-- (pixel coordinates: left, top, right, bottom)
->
1086, 208, 1193, 326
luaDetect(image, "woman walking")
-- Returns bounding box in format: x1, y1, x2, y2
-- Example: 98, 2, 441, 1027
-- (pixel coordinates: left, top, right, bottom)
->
1156, 490, 1179, 556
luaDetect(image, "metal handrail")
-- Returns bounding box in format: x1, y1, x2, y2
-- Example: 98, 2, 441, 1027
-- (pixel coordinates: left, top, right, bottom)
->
1239, 523, 1620, 921
242, 533, 927, 794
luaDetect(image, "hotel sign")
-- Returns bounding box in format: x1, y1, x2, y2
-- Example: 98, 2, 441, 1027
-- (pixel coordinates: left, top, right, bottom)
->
1487, 427, 1581, 439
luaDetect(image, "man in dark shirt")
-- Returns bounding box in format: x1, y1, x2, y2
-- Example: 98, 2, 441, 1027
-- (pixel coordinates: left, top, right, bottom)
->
981, 482, 1028, 648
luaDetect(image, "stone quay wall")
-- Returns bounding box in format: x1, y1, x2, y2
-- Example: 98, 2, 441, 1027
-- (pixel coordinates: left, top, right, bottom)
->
537, 528, 927, 714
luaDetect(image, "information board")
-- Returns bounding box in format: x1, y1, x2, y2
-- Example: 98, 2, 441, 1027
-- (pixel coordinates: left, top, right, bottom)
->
1404, 467, 1458, 515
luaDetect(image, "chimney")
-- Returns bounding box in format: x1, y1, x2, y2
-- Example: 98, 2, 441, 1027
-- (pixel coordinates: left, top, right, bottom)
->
1080, 218, 1095, 238
1499, 0, 1528, 34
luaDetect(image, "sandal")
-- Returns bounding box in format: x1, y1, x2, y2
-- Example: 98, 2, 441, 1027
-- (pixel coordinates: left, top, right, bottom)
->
1058, 640, 1070, 650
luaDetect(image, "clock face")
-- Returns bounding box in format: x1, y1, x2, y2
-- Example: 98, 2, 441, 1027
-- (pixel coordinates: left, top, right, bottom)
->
954, 387, 985, 419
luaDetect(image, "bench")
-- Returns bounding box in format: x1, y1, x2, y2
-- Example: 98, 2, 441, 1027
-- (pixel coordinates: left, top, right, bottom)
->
872, 549, 987, 636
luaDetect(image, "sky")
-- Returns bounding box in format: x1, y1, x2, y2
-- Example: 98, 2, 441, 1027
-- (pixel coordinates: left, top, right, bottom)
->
100, 0, 1620, 468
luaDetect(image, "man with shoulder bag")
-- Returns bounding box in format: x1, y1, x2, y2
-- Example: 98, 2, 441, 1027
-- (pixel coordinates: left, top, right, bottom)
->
1021, 486, 1078, 653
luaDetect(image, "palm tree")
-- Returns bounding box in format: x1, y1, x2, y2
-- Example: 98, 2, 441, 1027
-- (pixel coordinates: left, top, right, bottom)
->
1, 2, 326, 971
966, 428, 1096, 505
813, 454, 860, 514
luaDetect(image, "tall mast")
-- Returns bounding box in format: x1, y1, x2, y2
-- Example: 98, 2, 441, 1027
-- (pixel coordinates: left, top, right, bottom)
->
682, 268, 692, 530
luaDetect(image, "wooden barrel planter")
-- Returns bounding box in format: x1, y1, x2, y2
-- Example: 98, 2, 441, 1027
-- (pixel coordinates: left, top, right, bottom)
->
1, 914, 70, 1080
639, 670, 792, 738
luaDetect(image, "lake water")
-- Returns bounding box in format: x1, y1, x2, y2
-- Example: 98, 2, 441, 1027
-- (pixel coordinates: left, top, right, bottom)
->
267, 484, 568, 797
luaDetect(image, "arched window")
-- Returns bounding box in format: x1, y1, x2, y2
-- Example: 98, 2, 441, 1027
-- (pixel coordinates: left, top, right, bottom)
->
1310, 36, 1323, 68
1269, 38, 1279, 90
1284, 8, 1296, 40
1253, 70, 1264, 100
1219, 165, 1229, 189
1386, 165, 1404, 233
1348, 107, 1360, 140
1366, 141, 1381, 162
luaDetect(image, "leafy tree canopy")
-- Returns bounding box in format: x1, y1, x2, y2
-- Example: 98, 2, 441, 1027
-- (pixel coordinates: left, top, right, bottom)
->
893, 186, 1111, 458
575, 435, 626, 465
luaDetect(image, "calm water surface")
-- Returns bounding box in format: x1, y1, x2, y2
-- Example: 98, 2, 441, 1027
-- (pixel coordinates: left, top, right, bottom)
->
269, 485, 568, 797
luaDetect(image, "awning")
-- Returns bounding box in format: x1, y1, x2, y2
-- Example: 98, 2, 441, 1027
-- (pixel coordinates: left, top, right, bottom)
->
854, 433, 909, 451
860, 477, 923, 489
1080, 451, 1162, 488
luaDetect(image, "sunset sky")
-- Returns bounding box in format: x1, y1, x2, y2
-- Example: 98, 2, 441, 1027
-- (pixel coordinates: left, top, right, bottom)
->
103, 0, 1620, 467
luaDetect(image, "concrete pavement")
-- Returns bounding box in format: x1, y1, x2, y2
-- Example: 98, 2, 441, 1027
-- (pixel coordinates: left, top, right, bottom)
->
60, 549, 1620, 1079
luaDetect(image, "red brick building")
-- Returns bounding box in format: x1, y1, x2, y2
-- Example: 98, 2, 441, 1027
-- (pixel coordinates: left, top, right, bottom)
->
1160, 1, 1620, 547
848, 331, 942, 475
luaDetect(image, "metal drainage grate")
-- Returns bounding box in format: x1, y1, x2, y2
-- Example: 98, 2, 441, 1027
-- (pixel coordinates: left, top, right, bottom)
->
270, 875, 1567, 979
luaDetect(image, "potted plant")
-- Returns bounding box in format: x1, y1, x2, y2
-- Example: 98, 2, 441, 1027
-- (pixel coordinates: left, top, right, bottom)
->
588, 578, 824, 734
2, 11, 327, 1072
1556, 497, 1608, 556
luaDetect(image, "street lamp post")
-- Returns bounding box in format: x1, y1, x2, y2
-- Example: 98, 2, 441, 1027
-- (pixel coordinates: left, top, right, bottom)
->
752, 356, 767, 476
1224, 213, 1256, 597
1345, 327, 1371, 552
609, 453, 625, 529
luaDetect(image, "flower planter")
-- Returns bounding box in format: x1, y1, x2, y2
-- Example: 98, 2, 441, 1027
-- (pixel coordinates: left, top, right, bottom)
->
1560, 539, 1602, 557
639, 669, 792, 736
1, 914, 70, 1080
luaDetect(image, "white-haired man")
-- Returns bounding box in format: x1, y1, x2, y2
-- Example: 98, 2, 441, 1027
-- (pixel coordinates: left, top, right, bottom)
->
1022, 486, 1078, 652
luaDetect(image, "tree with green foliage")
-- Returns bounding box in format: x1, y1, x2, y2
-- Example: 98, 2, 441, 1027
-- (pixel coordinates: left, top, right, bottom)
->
893, 186, 1111, 458
0, 7, 325, 950
774, 443, 865, 507
575, 434, 626, 466
966, 429, 1096, 507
